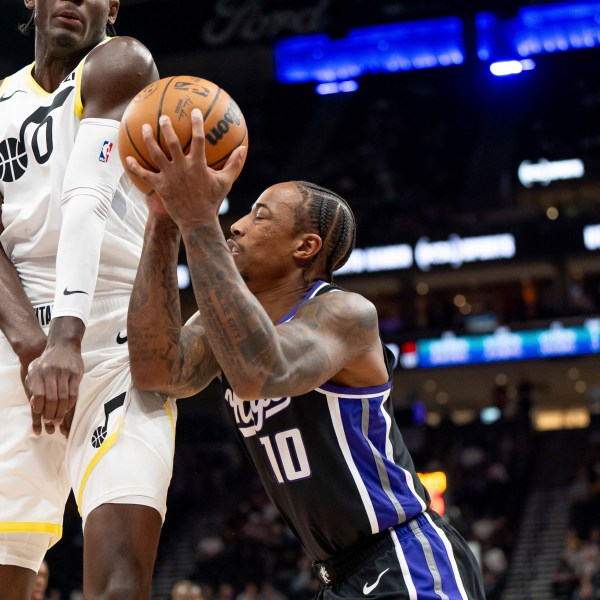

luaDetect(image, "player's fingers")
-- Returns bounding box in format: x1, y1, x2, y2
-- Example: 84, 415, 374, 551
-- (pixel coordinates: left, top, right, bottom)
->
60, 407, 75, 439
141, 123, 172, 168
126, 156, 159, 188
53, 375, 70, 424
39, 376, 58, 422
27, 368, 46, 417
67, 374, 80, 414
31, 406, 42, 436
221, 146, 247, 182
158, 115, 184, 160
189, 108, 207, 163
44, 420, 56, 435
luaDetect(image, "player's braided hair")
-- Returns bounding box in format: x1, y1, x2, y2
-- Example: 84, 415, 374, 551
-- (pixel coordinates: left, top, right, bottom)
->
18, 15, 116, 36
291, 181, 356, 281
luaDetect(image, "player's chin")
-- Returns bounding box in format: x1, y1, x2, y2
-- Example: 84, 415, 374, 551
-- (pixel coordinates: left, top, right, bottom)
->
238, 266, 249, 282
53, 31, 82, 48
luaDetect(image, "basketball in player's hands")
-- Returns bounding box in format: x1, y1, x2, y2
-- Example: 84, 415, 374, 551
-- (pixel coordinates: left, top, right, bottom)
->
118, 76, 248, 194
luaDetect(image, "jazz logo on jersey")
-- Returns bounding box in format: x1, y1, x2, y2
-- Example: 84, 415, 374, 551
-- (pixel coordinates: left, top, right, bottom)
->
99, 140, 113, 163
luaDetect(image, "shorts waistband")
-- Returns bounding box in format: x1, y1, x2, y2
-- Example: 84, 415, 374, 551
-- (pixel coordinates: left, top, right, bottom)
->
32, 295, 130, 327
313, 528, 393, 586
33, 303, 54, 327
312, 509, 440, 586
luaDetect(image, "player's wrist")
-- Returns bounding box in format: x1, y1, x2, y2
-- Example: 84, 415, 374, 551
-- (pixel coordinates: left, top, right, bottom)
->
47, 316, 85, 349
179, 217, 222, 243
11, 330, 47, 366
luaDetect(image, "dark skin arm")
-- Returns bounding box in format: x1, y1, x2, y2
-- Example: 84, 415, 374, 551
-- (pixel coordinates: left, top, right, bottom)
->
0, 193, 49, 434
26, 37, 159, 428
126, 111, 388, 399
128, 195, 220, 398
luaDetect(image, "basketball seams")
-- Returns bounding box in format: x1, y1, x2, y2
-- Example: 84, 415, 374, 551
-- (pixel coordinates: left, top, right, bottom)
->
156, 76, 177, 149
202, 85, 222, 121
118, 75, 248, 191
123, 120, 155, 171
181, 83, 221, 154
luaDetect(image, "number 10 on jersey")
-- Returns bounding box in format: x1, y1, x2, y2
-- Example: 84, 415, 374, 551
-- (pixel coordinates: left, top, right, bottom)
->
259, 428, 311, 483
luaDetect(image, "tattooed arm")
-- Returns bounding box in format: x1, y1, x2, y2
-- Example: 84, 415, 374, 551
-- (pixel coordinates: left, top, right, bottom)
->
127, 197, 220, 398
183, 224, 386, 399
125, 110, 388, 399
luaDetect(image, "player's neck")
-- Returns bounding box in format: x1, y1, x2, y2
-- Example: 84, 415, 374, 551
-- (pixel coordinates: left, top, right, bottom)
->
254, 278, 321, 324
32, 38, 94, 93
31, 55, 78, 93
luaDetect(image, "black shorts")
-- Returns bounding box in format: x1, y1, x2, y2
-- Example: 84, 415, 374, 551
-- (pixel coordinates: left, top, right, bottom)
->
314, 511, 485, 600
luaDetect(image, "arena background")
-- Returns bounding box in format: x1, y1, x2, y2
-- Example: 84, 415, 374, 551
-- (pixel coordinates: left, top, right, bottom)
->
1, 1, 600, 598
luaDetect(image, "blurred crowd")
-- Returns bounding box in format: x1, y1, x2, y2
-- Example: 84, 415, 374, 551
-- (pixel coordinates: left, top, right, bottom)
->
552, 431, 600, 600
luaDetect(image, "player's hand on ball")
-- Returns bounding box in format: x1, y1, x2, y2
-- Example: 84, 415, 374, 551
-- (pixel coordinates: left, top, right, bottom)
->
126, 109, 247, 228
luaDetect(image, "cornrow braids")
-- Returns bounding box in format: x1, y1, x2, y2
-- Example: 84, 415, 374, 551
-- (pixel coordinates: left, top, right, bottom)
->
292, 181, 356, 281
18, 15, 116, 36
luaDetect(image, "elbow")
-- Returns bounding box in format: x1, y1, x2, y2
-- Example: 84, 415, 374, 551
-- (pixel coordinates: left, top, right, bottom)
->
130, 359, 167, 393
229, 383, 262, 401
227, 369, 288, 401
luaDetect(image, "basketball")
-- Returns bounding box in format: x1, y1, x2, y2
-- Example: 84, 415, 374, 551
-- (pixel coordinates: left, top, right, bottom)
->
118, 75, 248, 194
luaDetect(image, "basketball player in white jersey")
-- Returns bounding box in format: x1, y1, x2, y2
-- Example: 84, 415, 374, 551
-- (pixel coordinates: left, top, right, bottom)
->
124, 113, 485, 599
0, 1, 176, 598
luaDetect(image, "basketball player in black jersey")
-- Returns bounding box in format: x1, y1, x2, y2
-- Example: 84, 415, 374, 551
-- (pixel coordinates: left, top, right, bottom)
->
0, 1, 173, 598
126, 111, 485, 599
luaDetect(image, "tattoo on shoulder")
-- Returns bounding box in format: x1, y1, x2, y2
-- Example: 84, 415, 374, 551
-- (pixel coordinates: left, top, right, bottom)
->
301, 292, 378, 356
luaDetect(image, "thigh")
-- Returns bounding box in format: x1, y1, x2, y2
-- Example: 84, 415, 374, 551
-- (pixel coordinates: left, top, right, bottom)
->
0, 359, 69, 570
67, 355, 177, 526
0, 564, 36, 600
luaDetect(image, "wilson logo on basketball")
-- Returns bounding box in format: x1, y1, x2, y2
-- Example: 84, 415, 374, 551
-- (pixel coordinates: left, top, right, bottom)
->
118, 75, 248, 193
205, 99, 243, 146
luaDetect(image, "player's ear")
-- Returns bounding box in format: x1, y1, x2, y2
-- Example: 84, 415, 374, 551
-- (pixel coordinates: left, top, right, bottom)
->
294, 233, 323, 261
107, 0, 119, 25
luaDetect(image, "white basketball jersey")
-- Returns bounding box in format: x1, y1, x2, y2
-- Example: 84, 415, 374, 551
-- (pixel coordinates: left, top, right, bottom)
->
0, 44, 147, 305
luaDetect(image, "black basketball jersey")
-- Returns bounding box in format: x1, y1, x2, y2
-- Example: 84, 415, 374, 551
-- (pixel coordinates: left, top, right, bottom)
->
222, 281, 429, 562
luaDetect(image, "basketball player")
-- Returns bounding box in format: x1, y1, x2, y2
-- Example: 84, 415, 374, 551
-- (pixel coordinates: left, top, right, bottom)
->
124, 110, 486, 599
0, 1, 176, 598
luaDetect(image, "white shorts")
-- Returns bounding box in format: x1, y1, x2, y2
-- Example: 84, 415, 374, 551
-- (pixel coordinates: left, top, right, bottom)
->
0, 296, 177, 571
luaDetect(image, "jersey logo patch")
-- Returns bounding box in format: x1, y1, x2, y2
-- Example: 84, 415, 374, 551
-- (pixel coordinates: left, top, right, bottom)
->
0, 86, 74, 183
116, 332, 128, 344
225, 388, 291, 437
318, 565, 331, 585
91, 391, 126, 448
99, 140, 113, 163
0, 90, 26, 103
363, 568, 390, 595
63, 287, 88, 296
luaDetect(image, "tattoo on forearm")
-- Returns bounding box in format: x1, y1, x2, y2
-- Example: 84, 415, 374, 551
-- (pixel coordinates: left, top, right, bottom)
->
128, 220, 216, 395
184, 225, 379, 398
